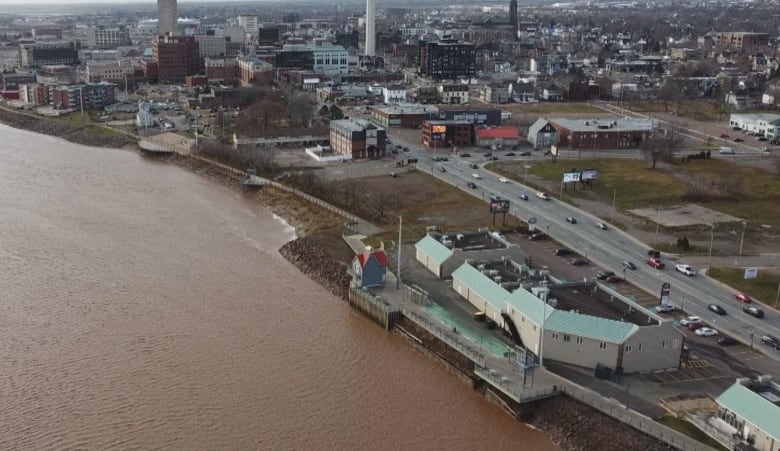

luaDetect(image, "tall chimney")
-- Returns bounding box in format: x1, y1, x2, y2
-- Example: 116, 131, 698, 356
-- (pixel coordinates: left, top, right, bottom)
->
365, 0, 376, 56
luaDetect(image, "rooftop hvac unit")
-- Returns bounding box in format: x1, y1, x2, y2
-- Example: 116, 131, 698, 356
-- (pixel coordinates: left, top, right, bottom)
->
758, 375, 773, 384
456, 234, 464, 240
488, 269, 499, 276
493, 276, 502, 284
477, 264, 486, 271
548, 298, 558, 308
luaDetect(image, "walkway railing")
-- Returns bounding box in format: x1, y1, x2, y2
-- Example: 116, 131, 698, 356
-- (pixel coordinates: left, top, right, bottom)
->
401, 307, 486, 367
474, 366, 558, 403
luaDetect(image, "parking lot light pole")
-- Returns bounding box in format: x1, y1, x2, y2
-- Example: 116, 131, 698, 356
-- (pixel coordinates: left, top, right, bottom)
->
775, 280, 780, 309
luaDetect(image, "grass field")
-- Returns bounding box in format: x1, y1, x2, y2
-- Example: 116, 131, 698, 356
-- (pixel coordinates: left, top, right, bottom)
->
627, 100, 728, 122
657, 416, 729, 451
707, 267, 780, 308
502, 103, 604, 115
491, 158, 780, 229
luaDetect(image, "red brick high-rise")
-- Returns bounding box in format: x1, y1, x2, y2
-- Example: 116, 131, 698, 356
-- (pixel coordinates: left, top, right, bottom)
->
151, 35, 199, 83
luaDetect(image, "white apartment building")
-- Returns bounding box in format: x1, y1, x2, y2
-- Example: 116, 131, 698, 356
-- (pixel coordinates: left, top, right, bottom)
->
383, 85, 406, 103
438, 84, 469, 104
238, 14, 259, 37
85, 27, 130, 49
312, 44, 348, 76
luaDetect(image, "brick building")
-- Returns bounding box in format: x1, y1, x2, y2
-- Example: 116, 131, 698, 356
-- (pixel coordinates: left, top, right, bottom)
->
421, 120, 472, 148
237, 56, 273, 86
0, 72, 36, 99
549, 118, 655, 149
151, 35, 200, 83
51, 82, 118, 110
204, 57, 238, 84
370, 104, 438, 128
715, 32, 769, 50
329, 118, 386, 159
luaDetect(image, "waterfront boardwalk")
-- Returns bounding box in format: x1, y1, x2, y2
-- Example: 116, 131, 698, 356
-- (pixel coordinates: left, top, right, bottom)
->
343, 234, 560, 404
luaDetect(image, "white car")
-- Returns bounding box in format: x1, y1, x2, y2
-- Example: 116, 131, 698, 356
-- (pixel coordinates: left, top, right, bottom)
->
675, 264, 696, 276
695, 327, 718, 337
680, 316, 701, 326
536, 191, 550, 200
499, 176, 508, 183
655, 304, 675, 313
472, 173, 482, 179
596, 222, 608, 230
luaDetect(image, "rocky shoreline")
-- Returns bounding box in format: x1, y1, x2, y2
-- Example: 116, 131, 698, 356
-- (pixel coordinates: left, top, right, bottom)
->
0, 107, 134, 149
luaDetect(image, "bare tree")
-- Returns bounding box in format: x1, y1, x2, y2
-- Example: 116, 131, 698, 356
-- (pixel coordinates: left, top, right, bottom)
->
288, 92, 317, 128
640, 130, 682, 169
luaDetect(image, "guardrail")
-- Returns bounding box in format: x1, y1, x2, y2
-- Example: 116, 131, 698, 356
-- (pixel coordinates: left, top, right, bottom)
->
401, 307, 486, 367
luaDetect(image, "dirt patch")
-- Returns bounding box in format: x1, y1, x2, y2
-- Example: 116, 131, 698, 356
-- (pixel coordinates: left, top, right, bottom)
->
630, 204, 742, 228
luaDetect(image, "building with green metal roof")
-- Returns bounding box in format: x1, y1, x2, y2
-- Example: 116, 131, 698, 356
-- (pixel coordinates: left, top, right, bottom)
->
450, 258, 683, 373
715, 376, 780, 451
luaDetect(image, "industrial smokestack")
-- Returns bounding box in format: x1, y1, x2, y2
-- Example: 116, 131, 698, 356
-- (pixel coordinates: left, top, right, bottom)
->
158, 0, 178, 36
365, 0, 376, 56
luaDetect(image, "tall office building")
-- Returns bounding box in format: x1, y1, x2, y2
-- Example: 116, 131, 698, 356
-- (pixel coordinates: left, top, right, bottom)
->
509, 0, 518, 41
365, 0, 376, 56
157, 0, 178, 36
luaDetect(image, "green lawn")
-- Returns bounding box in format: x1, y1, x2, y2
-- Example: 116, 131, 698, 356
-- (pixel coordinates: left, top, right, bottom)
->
490, 158, 780, 229
708, 267, 780, 308
657, 416, 729, 451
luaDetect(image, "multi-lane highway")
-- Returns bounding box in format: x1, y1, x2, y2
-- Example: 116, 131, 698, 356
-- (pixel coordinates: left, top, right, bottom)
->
390, 136, 780, 358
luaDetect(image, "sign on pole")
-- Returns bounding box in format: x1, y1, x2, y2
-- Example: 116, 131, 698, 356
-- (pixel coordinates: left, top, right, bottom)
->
660, 282, 671, 305
744, 268, 759, 279
581, 169, 599, 181
562, 172, 581, 183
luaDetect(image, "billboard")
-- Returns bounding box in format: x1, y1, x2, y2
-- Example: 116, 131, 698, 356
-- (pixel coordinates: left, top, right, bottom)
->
563, 172, 581, 183
550, 145, 558, 156
744, 268, 759, 279
431, 125, 447, 134
659, 282, 671, 305
490, 199, 510, 213
581, 169, 599, 181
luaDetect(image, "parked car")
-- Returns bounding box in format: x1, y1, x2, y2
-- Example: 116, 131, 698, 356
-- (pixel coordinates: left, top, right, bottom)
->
519, 151, 532, 156
484, 152, 493, 157
467, 182, 477, 189
499, 176, 509, 183
470, 163, 479, 169
596, 271, 615, 280
717, 336, 738, 346
708, 304, 726, 315
571, 259, 589, 266
566, 216, 577, 224
762, 335, 780, 349
519, 194, 529, 201
505, 152, 516, 156
675, 264, 696, 276
646, 257, 665, 269
734, 293, 753, 303
536, 191, 550, 200
719, 134, 730, 139
680, 316, 701, 326
688, 322, 706, 331
529, 233, 548, 241
743, 306, 765, 318
460, 152, 471, 157
555, 248, 574, 256
734, 138, 744, 143
596, 222, 608, 230
695, 327, 718, 337
621, 261, 637, 270
655, 304, 675, 313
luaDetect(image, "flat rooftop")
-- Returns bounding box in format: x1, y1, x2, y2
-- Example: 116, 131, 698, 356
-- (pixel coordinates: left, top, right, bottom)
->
549, 284, 659, 327
550, 117, 656, 133
431, 231, 508, 252
372, 104, 438, 115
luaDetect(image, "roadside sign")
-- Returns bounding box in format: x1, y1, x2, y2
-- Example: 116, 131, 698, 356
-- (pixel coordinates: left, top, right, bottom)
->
744, 268, 759, 279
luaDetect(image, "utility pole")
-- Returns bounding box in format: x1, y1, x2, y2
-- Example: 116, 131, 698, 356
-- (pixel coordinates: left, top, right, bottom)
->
708, 223, 716, 269
654, 208, 661, 245
396, 216, 402, 290
79, 86, 84, 118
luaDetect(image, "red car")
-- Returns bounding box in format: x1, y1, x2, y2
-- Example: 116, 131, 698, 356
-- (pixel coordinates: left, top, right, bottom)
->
646, 257, 665, 269
734, 293, 753, 303
688, 322, 705, 331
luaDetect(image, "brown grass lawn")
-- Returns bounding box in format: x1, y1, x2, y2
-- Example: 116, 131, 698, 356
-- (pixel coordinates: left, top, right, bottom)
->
353, 171, 524, 243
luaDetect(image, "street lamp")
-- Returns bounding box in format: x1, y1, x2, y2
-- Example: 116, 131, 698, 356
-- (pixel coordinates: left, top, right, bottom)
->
607, 184, 617, 215
739, 221, 747, 256
654, 207, 661, 246
592, 133, 598, 158
707, 222, 716, 269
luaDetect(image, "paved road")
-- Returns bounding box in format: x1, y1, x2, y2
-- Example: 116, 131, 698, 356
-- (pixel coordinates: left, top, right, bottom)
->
387, 130, 780, 361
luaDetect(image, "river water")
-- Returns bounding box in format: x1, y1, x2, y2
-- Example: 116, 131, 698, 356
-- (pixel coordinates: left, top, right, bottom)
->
0, 124, 556, 450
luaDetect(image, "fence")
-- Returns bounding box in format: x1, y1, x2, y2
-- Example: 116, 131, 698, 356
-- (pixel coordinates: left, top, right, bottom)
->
403, 284, 432, 306
401, 307, 486, 367
474, 366, 559, 403
549, 374, 716, 451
